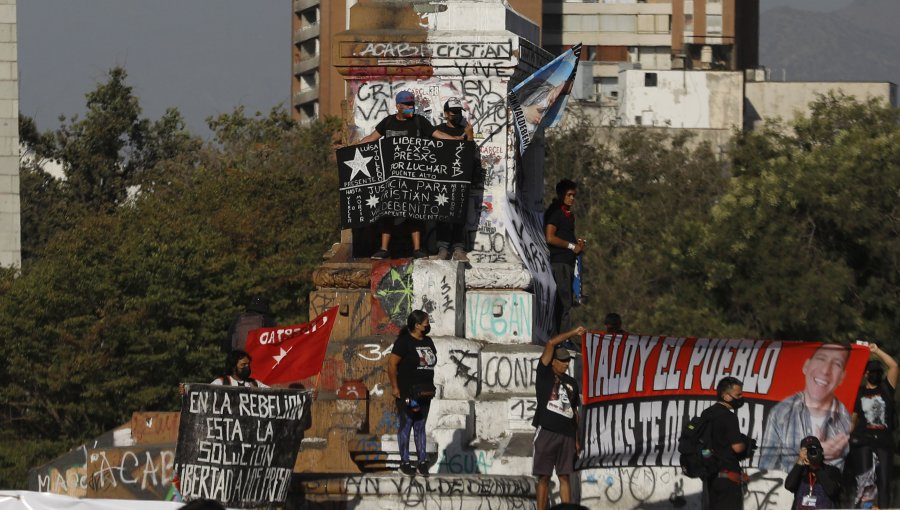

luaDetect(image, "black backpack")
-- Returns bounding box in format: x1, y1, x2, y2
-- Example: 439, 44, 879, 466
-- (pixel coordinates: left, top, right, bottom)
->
678, 413, 718, 478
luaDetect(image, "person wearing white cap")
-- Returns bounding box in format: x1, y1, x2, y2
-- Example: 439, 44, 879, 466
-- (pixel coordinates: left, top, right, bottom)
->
431, 97, 475, 262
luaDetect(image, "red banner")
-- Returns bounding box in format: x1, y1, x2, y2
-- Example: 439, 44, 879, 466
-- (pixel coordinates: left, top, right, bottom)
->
245, 307, 338, 385
577, 332, 869, 471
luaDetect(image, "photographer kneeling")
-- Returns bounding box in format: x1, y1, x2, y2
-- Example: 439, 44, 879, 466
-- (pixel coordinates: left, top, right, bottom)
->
785, 436, 842, 509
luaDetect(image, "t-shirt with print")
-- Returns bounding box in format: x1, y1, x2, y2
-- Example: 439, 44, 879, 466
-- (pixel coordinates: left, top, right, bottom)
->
854, 381, 896, 449
375, 114, 436, 139
391, 330, 437, 399
532, 360, 580, 437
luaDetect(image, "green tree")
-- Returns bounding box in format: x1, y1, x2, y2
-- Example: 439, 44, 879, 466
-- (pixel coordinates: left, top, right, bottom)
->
0, 100, 340, 487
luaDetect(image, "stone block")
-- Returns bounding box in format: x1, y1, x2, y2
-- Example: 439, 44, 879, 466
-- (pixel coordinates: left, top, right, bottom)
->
474, 400, 509, 441
466, 262, 532, 289
370, 259, 414, 336
0, 26, 11, 43
0, 6, 14, 25
338, 336, 394, 390
432, 336, 482, 399
367, 392, 400, 436
412, 259, 464, 337
0, 98, 17, 118
0, 43, 16, 63
479, 343, 543, 396
130, 412, 180, 444
308, 288, 371, 341
426, 399, 473, 437
466, 290, 534, 343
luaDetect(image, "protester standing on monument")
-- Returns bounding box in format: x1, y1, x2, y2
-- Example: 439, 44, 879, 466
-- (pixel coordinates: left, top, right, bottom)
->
533, 325, 587, 510
211, 350, 269, 388
387, 310, 438, 477
431, 97, 475, 262
545, 179, 584, 336
358, 90, 464, 260
848, 343, 898, 508
701, 376, 753, 510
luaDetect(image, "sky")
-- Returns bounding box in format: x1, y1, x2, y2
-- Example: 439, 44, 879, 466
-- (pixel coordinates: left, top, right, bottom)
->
18, 0, 855, 138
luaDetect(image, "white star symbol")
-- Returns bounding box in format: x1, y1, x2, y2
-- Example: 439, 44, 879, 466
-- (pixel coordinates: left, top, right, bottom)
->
366, 195, 380, 208
272, 346, 293, 368
344, 148, 373, 181
435, 193, 449, 206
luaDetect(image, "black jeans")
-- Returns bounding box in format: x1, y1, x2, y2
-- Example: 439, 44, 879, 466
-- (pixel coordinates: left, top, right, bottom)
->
703, 476, 742, 510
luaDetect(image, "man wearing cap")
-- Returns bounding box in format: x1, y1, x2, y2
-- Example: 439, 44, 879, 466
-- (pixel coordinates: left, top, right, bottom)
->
849, 343, 898, 508
533, 326, 587, 510
358, 91, 466, 260
784, 435, 843, 509
432, 97, 475, 262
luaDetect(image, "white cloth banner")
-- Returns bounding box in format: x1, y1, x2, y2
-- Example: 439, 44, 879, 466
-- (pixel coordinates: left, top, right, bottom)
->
0, 491, 238, 510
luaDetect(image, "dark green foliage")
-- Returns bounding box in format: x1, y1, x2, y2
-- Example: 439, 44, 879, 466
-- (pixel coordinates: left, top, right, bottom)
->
0, 70, 340, 488
546, 94, 899, 346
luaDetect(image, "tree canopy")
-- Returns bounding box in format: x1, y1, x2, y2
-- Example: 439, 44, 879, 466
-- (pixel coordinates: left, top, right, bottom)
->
1, 68, 340, 487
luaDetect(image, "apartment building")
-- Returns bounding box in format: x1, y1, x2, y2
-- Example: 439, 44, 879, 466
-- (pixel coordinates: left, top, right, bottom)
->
543, 0, 758, 102
291, 0, 543, 123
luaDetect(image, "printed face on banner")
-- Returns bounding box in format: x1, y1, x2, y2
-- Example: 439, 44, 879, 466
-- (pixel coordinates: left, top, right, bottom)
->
802, 344, 848, 405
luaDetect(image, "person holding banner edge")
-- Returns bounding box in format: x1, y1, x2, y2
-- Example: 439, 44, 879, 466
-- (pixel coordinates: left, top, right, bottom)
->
211, 349, 269, 388
358, 91, 467, 260
432, 97, 475, 262
388, 309, 438, 477
848, 342, 898, 509
533, 325, 587, 510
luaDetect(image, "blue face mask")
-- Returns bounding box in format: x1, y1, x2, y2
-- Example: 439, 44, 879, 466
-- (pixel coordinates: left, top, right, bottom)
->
402, 107, 415, 116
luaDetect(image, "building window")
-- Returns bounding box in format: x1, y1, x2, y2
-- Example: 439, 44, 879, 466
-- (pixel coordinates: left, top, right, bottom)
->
684, 14, 694, 32
644, 73, 657, 87
707, 14, 722, 35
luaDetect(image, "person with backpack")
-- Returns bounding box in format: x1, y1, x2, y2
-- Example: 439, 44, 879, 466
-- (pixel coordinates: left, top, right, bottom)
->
357, 91, 466, 260
224, 296, 276, 352
785, 435, 842, 509
698, 376, 753, 510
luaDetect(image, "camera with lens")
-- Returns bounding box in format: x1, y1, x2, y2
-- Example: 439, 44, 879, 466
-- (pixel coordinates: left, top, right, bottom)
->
806, 443, 824, 465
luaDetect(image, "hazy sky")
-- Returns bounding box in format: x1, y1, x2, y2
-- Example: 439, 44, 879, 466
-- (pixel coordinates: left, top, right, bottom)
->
17, 0, 856, 138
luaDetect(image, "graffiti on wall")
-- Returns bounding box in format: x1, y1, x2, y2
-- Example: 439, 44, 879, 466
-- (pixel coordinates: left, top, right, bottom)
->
371, 260, 414, 335
86, 446, 177, 501
466, 291, 533, 343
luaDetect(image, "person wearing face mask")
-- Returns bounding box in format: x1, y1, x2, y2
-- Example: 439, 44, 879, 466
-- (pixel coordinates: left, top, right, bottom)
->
357, 91, 463, 260
211, 349, 269, 388
431, 97, 475, 262
785, 436, 843, 509
387, 310, 438, 477
848, 343, 898, 508
700, 376, 752, 510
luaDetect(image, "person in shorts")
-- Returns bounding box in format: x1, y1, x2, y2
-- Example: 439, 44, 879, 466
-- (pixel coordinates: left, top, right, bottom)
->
533, 326, 586, 510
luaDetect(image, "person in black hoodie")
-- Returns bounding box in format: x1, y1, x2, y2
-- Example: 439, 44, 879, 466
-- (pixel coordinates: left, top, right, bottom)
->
785, 435, 842, 509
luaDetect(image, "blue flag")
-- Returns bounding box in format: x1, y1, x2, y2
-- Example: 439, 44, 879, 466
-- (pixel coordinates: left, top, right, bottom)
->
508, 43, 582, 155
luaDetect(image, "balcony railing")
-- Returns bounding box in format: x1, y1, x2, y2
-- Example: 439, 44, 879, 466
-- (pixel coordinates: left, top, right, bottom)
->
293, 0, 320, 14
294, 87, 320, 108
294, 56, 321, 76
294, 22, 320, 44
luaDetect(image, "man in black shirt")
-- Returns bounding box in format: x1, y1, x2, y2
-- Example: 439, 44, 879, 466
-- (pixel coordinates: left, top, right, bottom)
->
358, 91, 465, 260
533, 325, 587, 510
432, 97, 475, 262
701, 376, 751, 510
545, 180, 584, 336
849, 343, 898, 508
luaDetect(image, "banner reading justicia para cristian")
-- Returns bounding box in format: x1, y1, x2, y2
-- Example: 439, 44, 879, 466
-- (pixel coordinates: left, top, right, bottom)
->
576, 333, 869, 472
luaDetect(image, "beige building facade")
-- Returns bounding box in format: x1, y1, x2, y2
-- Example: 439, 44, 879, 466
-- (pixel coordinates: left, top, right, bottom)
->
0, 0, 18, 267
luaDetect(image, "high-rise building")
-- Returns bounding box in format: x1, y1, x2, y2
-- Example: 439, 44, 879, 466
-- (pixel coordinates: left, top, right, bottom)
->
291, 0, 542, 123
0, 0, 19, 267
543, 0, 758, 101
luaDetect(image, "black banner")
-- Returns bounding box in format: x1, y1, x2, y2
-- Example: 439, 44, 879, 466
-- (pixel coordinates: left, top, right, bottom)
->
337, 137, 474, 228
174, 384, 310, 508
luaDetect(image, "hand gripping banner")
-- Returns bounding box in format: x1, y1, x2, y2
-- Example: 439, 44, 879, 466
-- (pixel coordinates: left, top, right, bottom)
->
577, 333, 869, 472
